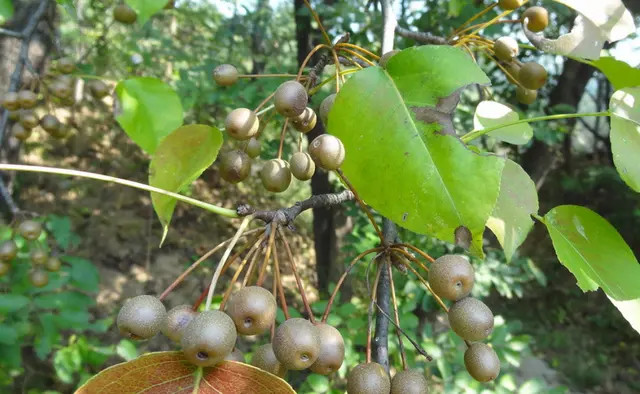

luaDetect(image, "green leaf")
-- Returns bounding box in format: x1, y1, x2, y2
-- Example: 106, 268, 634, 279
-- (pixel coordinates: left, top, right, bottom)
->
608, 296, 640, 334
487, 160, 538, 261
473, 101, 533, 145
116, 339, 138, 361
0, 324, 18, 345
0, 294, 30, 313
329, 46, 502, 256
544, 205, 640, 300
592, 57, 640, 90
124, 0, 169, 25
149, 124, 223, 242
115, 77, 183, 154
33, 291, 95, 310
34, 313, 59, 360
307, 374, 330, 392
0, 0, 13, 24
609, 87, 640, 192
63, 256, 99, 292
46, 215, 80, 250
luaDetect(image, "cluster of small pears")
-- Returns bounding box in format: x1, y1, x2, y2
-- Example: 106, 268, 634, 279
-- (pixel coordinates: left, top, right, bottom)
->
113, 1, 175, 25
116, 286, 345, 377
1, 58, 110, 142
213, 64, 346, 193
495, 0, 550, 104
0, 220, 62, 287
343, 254, 497, 393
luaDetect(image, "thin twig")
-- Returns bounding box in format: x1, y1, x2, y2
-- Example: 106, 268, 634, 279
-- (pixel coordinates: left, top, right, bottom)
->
395, 25, 448, 45
238, 189, 354, 225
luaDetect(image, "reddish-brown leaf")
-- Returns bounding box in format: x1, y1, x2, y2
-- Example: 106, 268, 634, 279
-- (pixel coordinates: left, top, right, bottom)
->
76, 351, 295, 394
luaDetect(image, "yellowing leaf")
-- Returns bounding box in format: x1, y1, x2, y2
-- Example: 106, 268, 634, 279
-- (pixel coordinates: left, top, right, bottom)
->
76, 351, 295, 394
473, 101, 533, 145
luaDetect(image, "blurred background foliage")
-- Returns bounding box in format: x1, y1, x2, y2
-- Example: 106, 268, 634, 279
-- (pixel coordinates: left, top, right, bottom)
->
0, 0, 639, 392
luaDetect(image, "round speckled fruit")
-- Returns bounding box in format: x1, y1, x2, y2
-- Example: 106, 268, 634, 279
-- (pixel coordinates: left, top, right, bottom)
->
116, 295, 167, 340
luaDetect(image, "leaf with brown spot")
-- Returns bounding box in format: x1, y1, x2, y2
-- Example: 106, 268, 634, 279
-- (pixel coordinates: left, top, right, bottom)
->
76, 351, 295, 394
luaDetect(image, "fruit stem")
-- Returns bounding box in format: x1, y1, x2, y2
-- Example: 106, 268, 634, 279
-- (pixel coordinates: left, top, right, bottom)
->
0, 164, 239, 218
272, 241, 290, 320
460, 111, 612, 143
481, 49, 526, 88
158, 229, 263, 301
321, 247, 384, 322
460, 0, 527, 41
334, 43, 381, 60
255, 104, 274, 117
191, 367, 203, 394
307, 68, 359, 96
335, 169, 385, 242
390, 246, 430, 273
394, 243, 435, 263
302, 0, 332, 46
256, 223, 277, 286
388, 262, 407, 369
254, 92, 276, 112
276, 119, 290, 160
401, 259, 449, 313
219, 235, 265, 310
204, 215, 253, 311
335, 48, 377, 67
297, 44, 331, 81
449, 2, 498, 39
330, 49, 343, 92
237, 73, 303, 79
242, 242, 264, 287
278, 228, 315, 323
365, 262, 384, 364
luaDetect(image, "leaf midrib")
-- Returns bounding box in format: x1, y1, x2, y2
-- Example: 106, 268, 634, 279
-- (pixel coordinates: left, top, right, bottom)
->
382, 68, 463, 223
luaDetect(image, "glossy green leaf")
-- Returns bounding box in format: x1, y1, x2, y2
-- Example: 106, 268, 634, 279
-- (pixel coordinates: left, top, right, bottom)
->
487, 160, 538, 261
544, 205, 640, 300
149, 124, 223, 242
329, 46, 502, 255
0, 294, 29, 313
0, 0, 13, 24
115, 77, 183, 154
609, 87, 640, 192
473, 101, 533, 145
592, 57, 640, 90
124, 0, 169, 25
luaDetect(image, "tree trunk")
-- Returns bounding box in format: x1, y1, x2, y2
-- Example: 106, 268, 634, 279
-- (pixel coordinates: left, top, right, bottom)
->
293, 0, 345, 295
0, 0, 56, 217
